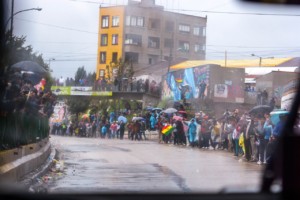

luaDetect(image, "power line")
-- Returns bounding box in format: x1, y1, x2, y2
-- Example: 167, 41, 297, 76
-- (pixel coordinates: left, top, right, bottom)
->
164, 8, 300, 17
15, 17, 98, 35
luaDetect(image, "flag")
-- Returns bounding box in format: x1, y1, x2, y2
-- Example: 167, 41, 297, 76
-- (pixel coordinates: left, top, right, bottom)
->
162, 124, 174, 136
175, 78, 183, 83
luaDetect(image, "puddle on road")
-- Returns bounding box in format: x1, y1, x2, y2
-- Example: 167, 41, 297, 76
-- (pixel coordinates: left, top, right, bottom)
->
45, 161, 190, 193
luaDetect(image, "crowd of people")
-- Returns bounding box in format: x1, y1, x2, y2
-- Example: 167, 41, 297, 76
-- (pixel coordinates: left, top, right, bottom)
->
1, 72, 57, 149
153, 108, 291, 165
49, 101, 296, 167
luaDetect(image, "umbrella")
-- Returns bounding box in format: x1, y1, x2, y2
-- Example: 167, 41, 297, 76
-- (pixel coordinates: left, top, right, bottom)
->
9, 61, 48, 85
173, 115, 183, 121
152, 107, 162, 112
10, 61, 47, 74
162, 108, 178, 114
248, 105, 272, 116
146, 106, 153, 111
132, 117, 144, 122
118, 115, 127, 123
270, 110, 289, 125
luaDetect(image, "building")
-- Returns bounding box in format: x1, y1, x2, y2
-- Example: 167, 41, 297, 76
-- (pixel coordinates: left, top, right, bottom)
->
96, 0, 207, 79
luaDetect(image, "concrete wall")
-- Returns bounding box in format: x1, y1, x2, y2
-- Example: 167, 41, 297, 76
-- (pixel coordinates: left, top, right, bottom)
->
209, 65, 245, 104
256, 71, 298, 106
0, 138, 51, 184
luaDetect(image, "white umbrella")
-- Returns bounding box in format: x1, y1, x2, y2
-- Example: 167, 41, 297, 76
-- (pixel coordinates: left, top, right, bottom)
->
132, 116, 144, 121
162, 108, 178, 114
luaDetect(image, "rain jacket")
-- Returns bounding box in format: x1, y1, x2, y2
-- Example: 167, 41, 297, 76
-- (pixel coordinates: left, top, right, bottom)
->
188, 119, 197, 142
150, 114, 157, 129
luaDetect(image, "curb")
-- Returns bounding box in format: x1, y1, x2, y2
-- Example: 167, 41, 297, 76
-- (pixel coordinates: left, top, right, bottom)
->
19, 144, 57, 190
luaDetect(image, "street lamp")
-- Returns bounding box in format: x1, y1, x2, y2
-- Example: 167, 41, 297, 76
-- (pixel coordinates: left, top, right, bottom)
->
251, 54, 274, 67
5, 5, 42, 37
48, 58, 55, 72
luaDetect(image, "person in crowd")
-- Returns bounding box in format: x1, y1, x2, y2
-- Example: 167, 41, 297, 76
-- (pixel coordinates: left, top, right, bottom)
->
110, 121, 118, 139
140, 120, 147, 140
263, 114, 273, 164
188, 118, 197, 147
150, 113, 157, 131
254, 114, 265, 164
232, 118, 241, 157
211, 119, 221, 150
119, 120, 125, 140
198, 80, 207, 100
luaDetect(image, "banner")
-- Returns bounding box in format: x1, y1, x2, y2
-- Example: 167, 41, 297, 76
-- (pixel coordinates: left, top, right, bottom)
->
51, 86, 112, 96
214, 84, 228, 98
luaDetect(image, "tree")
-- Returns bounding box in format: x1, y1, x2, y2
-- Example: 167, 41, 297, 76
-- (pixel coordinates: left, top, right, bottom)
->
1, 33, 50, 73
74, 66, 87, 85
66, 97, 91, 121
87, 72, 96, 86
1, 32, 53, 91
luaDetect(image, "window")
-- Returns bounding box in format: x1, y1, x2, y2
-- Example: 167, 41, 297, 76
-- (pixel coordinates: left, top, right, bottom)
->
179, 24, 190, 33
149, 18, 160, 30
125, 52, 139, 63
165, 21, 174, 32
101, 16, 109, 28
194, 44, 205, 53
193, 27, 201, 36
112, 16, 119, 27
202, 27, 206, 36
148, 37, 160, 48
137, 17, 144, 27
112, 34, 118, 45
179, 41, 190, 52
100, 52, 106, 64
194, 26, 206, 36
125, 34, 142, 46
126, 16, 144, 27
164, 38, 173, 48
131, 16, 137, 26
112, 52, 118, 63
101, 34, 108, 46
99, 69, 105, 77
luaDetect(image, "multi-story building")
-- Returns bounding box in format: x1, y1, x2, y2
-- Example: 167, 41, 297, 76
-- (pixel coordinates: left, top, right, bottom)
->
96, 0, 207, 79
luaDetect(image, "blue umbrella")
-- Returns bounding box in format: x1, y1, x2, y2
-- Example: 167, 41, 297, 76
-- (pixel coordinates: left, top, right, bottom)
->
118, 115, 127, 123
270, 110, 289, 125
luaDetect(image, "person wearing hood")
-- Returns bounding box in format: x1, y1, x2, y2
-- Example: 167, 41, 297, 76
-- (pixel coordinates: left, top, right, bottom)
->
188, 118, 197, 147
150, 113, 157, 131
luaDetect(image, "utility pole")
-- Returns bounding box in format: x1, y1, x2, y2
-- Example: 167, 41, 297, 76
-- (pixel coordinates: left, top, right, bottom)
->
225, 50, 227, 67
10, 0, 14, 38
167, 32, 174, 73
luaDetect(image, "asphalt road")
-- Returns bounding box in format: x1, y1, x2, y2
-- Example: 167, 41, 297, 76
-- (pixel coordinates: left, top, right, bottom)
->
38, 135, 263, 194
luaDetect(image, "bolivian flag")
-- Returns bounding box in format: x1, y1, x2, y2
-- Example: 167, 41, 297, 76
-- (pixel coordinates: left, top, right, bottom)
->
162, 124, 174, 136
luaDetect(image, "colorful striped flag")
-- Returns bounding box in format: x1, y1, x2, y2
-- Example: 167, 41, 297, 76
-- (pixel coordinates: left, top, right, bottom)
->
162, 124, 174, 136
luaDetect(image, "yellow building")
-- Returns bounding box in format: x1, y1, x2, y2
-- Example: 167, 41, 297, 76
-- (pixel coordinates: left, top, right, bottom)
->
96, 0, 207, 79
96, 6, 124, 79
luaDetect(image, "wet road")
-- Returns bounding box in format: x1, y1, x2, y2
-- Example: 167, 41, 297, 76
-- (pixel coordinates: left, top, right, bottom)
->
45, 135, 263, 194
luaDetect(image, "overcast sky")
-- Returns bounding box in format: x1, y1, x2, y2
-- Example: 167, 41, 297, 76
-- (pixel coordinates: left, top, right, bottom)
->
9, 0, 300, 79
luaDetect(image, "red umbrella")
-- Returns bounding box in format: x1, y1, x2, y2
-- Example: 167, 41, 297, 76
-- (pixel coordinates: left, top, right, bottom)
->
173, 115, 183, 121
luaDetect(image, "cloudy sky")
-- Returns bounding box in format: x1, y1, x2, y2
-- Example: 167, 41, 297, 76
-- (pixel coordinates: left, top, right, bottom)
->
9, 0, 300, 79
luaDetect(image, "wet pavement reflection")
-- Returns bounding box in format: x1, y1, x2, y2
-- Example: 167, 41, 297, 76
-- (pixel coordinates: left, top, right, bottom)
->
36, 135, 263, 194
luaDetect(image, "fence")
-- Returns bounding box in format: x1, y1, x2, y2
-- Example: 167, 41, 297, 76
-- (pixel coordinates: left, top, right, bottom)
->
0, 112, 49, 151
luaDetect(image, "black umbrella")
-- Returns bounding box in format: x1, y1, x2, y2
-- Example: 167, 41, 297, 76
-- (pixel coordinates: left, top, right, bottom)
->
9, 61, 48, 84
248, 105, 272, 116
10, 61, 47, 74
